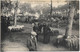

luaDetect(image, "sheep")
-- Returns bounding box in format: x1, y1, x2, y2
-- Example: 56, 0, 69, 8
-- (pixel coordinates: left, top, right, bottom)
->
8, 26, 13, 31
55, 34, 65, 47
65, 35, 79, 50
72, 38, 79, 50
8, 25, 24, 31
65, 38, 73, 50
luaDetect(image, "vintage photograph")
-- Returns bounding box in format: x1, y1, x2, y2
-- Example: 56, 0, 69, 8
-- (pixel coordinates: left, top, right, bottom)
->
1, 0, 79, 51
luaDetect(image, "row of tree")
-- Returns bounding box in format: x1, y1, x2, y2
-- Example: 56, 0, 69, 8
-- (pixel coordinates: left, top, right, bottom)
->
1, 0, 79, 37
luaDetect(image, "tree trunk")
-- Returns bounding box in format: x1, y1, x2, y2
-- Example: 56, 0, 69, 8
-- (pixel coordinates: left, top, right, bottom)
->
50, 0, 52, 16
14, 1, 18, 26
14, 11, 17, 26
65, 6, 75, 37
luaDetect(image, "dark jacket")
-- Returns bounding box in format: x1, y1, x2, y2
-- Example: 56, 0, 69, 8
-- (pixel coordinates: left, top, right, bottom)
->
33, 26, 39, 32
43, 25, 50, 35
27, 36, 37, 51
43, 25, 51, 43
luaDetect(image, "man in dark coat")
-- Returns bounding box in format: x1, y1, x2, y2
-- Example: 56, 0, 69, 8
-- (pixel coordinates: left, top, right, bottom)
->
27, 31, 37, 51
43, 24, 51, 44
38, 23, 43, 33
33, 22, 39, 31
33, 22, 40, 40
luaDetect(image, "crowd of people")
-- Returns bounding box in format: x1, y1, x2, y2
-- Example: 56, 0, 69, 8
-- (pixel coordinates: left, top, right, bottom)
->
33, 22, 52, 43
27, 22, 53, 51
26, 21, 79, 51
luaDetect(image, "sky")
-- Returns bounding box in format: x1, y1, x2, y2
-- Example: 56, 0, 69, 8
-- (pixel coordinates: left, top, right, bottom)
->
11, 0, 67, 8
19, 0, 67, 8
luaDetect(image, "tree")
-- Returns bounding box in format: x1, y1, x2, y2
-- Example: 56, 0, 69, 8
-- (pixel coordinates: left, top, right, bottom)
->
50, 0, 52, 16
14, 0, 18, 26
19, 3, 31, 13
65, 1, 79, 37
1, 0, 13, 16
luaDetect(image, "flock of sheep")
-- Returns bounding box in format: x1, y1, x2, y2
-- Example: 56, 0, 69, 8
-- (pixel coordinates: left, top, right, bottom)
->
56, 33, 79, 51
8, 25, 24, 31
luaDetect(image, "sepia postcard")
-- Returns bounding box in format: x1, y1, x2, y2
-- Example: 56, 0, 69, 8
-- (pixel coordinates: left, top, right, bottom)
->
1, 0, 79, 52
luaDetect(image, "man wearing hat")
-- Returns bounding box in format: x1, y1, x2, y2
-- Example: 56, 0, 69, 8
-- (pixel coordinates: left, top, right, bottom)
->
33, 22, 39, 40
27, 31, 38, 51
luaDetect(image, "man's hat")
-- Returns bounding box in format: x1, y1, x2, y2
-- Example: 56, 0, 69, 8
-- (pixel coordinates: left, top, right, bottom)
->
31, 31, 37, 36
